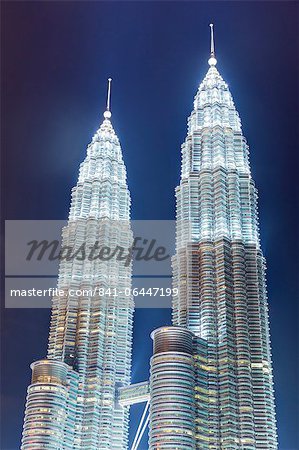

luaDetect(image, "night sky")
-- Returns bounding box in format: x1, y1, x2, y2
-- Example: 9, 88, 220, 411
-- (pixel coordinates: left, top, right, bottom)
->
1, 2, 298, 449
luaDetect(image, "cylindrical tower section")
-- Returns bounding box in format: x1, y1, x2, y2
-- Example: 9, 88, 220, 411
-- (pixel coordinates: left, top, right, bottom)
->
149, 327, 196, 449
21, 359, 71, 450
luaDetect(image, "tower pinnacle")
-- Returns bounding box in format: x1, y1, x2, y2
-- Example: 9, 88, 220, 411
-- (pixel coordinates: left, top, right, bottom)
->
103, 77, 112, 119
208, 23, 217, 66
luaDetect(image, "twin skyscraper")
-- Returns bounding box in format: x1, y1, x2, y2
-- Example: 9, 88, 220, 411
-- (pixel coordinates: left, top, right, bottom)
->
21, 25, 278, 449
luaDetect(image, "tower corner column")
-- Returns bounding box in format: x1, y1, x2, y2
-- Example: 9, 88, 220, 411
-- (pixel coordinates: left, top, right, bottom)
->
21, 359, 79, 450
149, 326, 196, 449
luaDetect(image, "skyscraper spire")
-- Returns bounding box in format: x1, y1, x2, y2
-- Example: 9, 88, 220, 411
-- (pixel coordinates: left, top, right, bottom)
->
104, 77, 112, 119
208, 23, 217, 66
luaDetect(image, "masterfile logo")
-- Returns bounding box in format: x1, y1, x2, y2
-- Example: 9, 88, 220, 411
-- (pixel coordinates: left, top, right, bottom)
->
5, 219, 179, 308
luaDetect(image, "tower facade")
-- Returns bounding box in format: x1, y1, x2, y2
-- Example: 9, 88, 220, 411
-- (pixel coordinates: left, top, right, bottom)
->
21, 82, 134, 449
171, 25, 278, 448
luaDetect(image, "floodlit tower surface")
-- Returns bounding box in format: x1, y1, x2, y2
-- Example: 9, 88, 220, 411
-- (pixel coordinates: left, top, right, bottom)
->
172, 25, 278, 448
21, 80, 134, 449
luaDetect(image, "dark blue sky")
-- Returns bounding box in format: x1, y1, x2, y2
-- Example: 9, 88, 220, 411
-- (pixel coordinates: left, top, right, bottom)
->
2, 2, 298, 449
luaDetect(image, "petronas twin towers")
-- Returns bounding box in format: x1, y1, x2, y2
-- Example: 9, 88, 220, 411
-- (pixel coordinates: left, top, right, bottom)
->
21, 26, 278, 449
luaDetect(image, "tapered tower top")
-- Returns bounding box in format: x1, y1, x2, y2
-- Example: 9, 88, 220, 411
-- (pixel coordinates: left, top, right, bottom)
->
103, 78, 112, 119
208, 24, 217, 66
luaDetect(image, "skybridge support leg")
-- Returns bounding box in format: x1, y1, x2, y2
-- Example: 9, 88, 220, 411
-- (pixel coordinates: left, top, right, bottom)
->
131, 400, 150, 450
